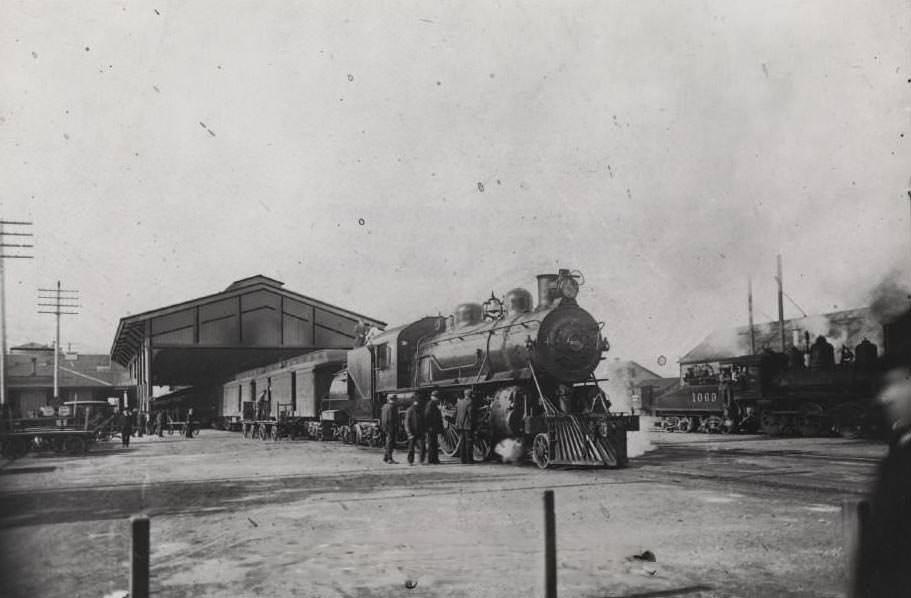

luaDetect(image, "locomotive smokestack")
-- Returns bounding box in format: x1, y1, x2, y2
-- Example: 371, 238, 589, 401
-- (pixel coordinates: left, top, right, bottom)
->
536, 274, 559, 310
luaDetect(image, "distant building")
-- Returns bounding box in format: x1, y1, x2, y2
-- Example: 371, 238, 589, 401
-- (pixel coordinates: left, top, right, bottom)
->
596, 359, 677, 410
3, 342, 133, 418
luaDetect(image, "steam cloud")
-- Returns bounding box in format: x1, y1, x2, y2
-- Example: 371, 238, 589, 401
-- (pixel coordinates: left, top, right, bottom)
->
494, 438, 525, 463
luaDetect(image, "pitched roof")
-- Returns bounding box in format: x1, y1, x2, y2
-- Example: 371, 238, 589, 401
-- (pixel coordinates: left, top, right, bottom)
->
679, 307, 880, 364
110, 274, 386, 365
10, 342, 53, 352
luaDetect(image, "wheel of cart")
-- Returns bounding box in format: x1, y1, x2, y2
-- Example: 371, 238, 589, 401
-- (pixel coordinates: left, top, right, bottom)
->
270, 423, 281, 442
63, 435, 88, 455
2, 436, 32, 460
258, 423, 269, 441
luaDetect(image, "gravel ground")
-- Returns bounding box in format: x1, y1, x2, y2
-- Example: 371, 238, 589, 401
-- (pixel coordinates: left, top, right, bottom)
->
0, 430, 883, 598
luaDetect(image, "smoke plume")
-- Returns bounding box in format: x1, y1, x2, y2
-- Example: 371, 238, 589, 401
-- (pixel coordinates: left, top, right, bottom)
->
869, 271, 911, 325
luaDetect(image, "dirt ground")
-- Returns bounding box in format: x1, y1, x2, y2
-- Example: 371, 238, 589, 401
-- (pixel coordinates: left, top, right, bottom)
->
0, 429, 884, 598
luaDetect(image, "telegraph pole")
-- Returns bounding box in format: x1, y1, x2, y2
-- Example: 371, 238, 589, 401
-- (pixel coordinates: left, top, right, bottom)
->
776, 254, 786, 352
0, 220, 34, 407
748, 277, 756, 355
38, 281, 79, 403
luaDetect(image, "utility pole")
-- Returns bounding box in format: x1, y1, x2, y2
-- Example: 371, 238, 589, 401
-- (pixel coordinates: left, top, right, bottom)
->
37, 281, 79, 403
748, 277, 756, 355
0, 220, 34, 407
776, 254, 786, 352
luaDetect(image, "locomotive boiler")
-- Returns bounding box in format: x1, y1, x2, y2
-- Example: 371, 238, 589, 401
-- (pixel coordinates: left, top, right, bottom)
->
323, 269, 639, 468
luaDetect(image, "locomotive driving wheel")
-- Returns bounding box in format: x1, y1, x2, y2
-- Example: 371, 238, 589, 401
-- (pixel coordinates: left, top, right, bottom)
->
473, 435, 492, 463
532, 433, 551, 469
676, 417, 698, 433
703, 415, 724, 434
439, 424, 460, 457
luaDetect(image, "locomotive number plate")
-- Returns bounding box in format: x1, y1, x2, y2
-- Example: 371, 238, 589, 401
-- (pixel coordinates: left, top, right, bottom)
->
690, 392, 718, 404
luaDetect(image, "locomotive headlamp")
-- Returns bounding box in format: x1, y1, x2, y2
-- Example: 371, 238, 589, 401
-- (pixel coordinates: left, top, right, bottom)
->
557, 276, 579, 299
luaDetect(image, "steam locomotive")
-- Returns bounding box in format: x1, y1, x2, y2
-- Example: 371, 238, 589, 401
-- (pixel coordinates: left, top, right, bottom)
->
640, 309, 911, 437
318, 269, 639, 468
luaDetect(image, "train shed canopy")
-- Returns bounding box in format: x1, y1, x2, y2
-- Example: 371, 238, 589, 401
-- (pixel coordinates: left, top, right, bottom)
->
110, 275, 385, 386
679, 307, 880, 365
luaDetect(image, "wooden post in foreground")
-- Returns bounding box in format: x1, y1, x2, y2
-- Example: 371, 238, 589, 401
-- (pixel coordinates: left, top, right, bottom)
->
544, 490, 557, 598
842, 498, 869, 598
131, 514, 150, 598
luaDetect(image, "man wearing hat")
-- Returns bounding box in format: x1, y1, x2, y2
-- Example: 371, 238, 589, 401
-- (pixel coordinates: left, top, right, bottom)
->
380, 396, 400, 464
424, 390, 444, 464
455, 389, 475, 464
404, 397, 426, 465
854, 367, 911, 596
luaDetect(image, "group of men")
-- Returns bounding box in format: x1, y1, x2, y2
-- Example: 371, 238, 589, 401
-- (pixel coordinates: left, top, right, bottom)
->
379, 388, 478, 465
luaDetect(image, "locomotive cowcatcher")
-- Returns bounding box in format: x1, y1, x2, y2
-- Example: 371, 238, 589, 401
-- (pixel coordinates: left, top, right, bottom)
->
322, 269, 639, 469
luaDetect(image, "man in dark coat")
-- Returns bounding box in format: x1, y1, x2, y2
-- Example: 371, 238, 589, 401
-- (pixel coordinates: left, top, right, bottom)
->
424, 391, 444, 464
404, 398, 425, 465
854, 367, 911, 597
455, 389, 475, 464
185, 408, 195, 438
154, 410, 165, 437
121, 409, 134, 448
256, 390, 268, 420
380, 396, 399, 464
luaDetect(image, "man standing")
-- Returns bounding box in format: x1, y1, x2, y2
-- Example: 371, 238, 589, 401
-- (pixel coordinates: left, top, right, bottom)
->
185, 407, 195, 438
424, 391, 444, 464
455, 389, 474, 464
256, 390, 268, 420
404, 398, 425, 465
854, 367, 911, 596
120, 408, 134, 448
380, 396, 399, 464
154, 410, 165, 437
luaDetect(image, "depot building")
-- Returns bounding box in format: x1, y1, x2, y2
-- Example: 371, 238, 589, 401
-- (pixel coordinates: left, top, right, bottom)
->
109, 275, 385, 418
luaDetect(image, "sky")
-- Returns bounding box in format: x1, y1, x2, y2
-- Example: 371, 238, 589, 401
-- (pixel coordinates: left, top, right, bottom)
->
1, 1, 909, 375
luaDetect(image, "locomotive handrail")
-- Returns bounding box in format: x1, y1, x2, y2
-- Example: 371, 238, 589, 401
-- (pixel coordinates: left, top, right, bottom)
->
425, 316, 544, 346
472, 330, 496, 385
428, 352, 483, 373
528, 360, 558, 416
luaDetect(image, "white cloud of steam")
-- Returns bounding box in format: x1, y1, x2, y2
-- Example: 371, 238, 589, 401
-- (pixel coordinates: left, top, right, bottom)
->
627, 416, 659, 459
494, 438, 525, 463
